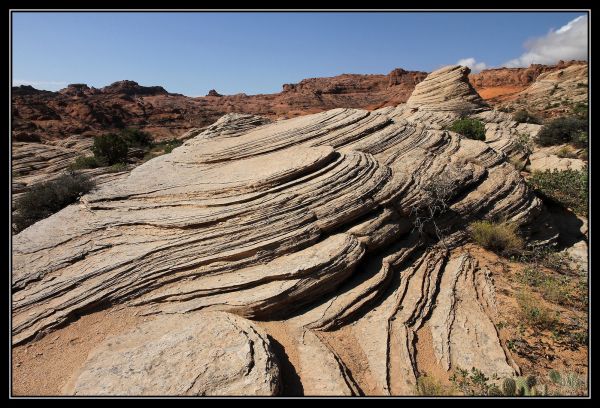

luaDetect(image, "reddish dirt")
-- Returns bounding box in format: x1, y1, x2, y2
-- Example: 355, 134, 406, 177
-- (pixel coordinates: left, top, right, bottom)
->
11, 306, 147, 396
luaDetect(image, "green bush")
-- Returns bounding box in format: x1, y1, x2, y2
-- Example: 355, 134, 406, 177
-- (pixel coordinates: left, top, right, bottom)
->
502, 378, 516, 395
469, 220, 524, 254
69, 155, 101, 170
572, 103, 588, 120
528, 169, 588, 216
513, 110, 542, 124
535, 116, 587, 147
157, 139, 183, 153
91, 133, 128, 165
517, 291, 558, 330
107, 162, 128, 173
121, 128, 153, 148
448, 118, 486, 141
12, 171, 95, 233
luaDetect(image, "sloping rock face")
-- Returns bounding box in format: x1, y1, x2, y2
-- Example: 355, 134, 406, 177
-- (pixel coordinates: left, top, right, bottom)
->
13, 66, 557, 395
407, 65, 488, 112
493, 63, 588, 117
69, 312, 281, 396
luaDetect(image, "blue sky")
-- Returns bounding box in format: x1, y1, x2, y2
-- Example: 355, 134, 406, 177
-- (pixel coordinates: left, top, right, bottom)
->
12, 12, 588, 96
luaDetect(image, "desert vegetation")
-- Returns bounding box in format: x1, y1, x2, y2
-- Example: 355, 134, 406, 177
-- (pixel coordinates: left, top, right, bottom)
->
70, 129, 183, 171
447, 118, 486, 141
513, 110, 541, 124
528, 168, 588, 216
469, 220, 524, 255
535, 116, 587, 148
12, 171, 95, 233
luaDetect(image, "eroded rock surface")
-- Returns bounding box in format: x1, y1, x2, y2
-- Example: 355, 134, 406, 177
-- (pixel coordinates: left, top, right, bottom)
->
13, 65, 567, 395
69, 312, 281, 396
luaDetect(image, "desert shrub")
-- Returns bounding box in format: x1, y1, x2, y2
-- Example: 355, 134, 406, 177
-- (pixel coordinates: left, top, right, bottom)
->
528, 169, 588, 216
156, 138, 183, 153
91, 133, 128, 165
572, 131, 588, 149
502, 378, 516, 395
571, 102, 588, 120
450, 367, 492, 396
448, 118, 486, 141
535, 116, 587, 147
121, 128, 153, 148
548, 371, 587, 396
416, 376, 454, 396
12, 171, 95, 233
69, 155, 101, 170
513, 110, 542, 124
517, 291, 558, 330
515, 133, 533, 155
469, 220, 524, 254
107, 162, 128, 173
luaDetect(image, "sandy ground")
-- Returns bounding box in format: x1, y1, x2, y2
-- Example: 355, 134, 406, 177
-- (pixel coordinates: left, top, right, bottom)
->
11, 306, 147, 396
477, 86, 526, 101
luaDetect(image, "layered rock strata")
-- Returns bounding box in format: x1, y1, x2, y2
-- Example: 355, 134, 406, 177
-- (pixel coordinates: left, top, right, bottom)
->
12, 66, 561, 395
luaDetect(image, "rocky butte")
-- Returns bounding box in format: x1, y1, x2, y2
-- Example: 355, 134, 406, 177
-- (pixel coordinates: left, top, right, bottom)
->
11, 65, 588, 396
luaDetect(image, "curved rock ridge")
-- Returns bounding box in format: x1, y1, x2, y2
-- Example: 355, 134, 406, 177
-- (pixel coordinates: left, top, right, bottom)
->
12, 101, 554, 395
13, 106, 543, 345
406, 65, 489, 113
69, 312, 281, 396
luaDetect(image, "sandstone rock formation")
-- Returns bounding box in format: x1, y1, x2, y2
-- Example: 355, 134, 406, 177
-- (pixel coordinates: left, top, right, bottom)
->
11, 62, 586, 144
68, 312, 281, 396
11, 69, 427, 142
13, 65, 579, 396
407, 65, 488, 112
492, 63, 588, 117
528, 145, 587, 173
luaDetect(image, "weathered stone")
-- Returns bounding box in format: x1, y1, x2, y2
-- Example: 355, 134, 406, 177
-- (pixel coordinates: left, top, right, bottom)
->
69, 312, 281, 396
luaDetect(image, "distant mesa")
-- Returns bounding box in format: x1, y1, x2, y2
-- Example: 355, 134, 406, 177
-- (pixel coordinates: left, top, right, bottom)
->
101, 80, 169, 96
207, 89, 223, 97
11, 85, 54, 96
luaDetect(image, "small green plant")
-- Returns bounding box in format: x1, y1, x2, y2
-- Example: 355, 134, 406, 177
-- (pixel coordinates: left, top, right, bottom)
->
502, 377, 516, 395
416, 375, 454, 396
448, 118, 486, 141
517, 291, 558, 330
513, 110, 542, 124
158, 139, 184, 153
571, 102, 588, 120
555, 146, 577, 159
550, 84, 559, 95
515, 133, 533, 155
120, 128, 154, 148
450, 367, 493, 396
69, 155, 101, 170
536, 116, 588, 147
549, 370, 561, 384
107, 162, 128, 173
91, 133, 128, 165
12, 171, 95, 234
469, 220, 524, 255
528, 169, 588, 216
548, 371, 587, 396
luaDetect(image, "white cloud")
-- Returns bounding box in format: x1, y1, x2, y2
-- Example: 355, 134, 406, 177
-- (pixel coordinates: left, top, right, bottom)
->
12, 79, 67, 90
505, 15, 588, 67
457, 57, 488, 73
